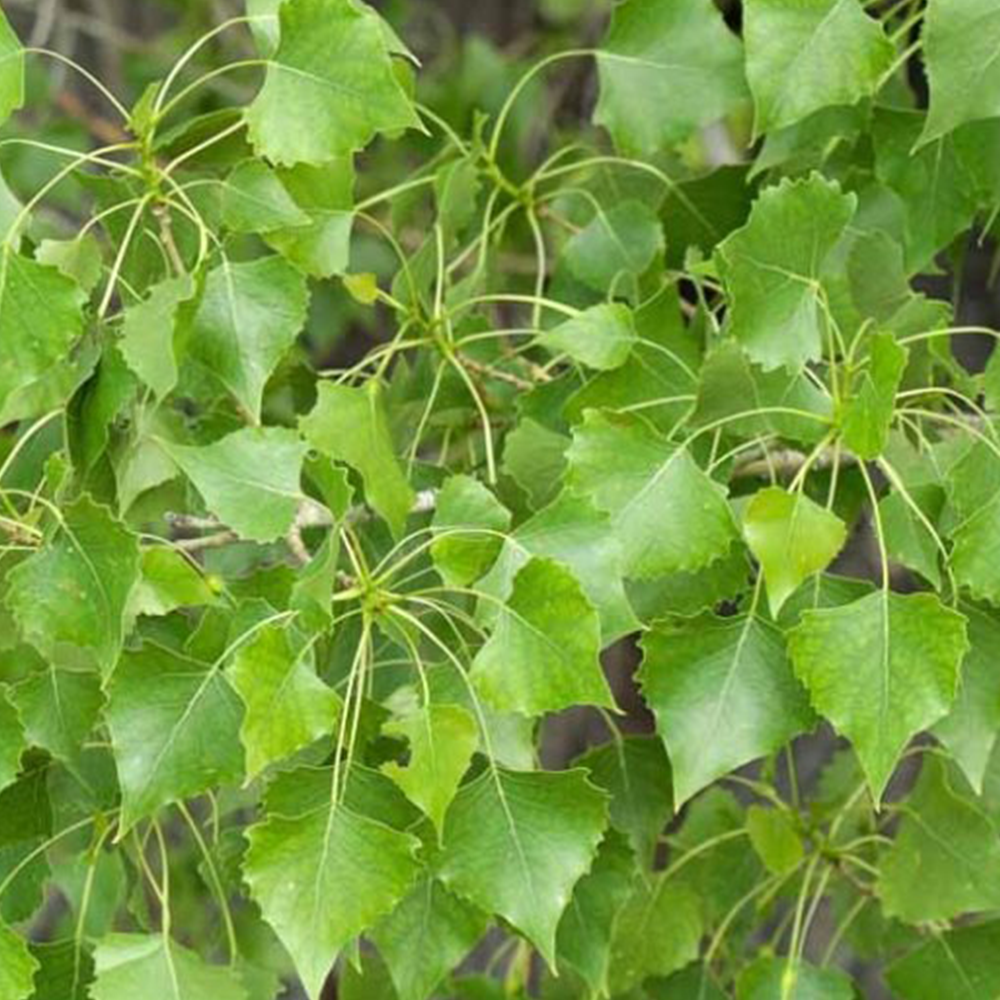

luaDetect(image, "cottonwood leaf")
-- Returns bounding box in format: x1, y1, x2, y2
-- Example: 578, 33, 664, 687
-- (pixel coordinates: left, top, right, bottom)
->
439, 767, 608, 969
221, 160, 311, 233
501, 417, 569, 510
537, 303, 637, 371
119, 274, 196, 400
736, 956, 854, 999
574, 737, 673, 867
90, 934, 247, 1000
788, 591, 968, 800
183, 255, 308, 421
594, 0, 747, 155
948, 498, 1000, 605
933, 606, 1000, 792
231, 622, 340, 779
476, 491, 640, 643
0, 922, 37, 1000
301, 382, 414, 537
922, 0, 1000, 143
0, 250, 86, 420
245, 0, 420, 165
745, 805, 804, 875
607, 876, 702, 992
743, 487, 847, 616
715, 174, 856, 371
0, 688, 23, 794
245, 767, 421, 1000
163, 427, 308, 543
566, 410, 737, 579
28, 940, 95, 1000
371, 878, 487, 1000
471, 557, 613, 716
128, 548, 216, 619
886, 919, 1000, 1000
0, 8, 23, 128
4, 497, 140, 675
106, 642, 244, 831
743, 0, 892, 136
36, 234, 103, 294
431, 475, 510, 587
877, 754, 1000, 922
555, 831, 634, 995
383, 703, 477, 831
841, 332, 908, 459
879, 487, 943, 589
639, 615, 814, 807
11, 666, 103, 765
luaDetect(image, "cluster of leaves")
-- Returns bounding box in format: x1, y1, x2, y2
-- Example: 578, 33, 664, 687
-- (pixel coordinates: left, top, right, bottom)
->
4, 0, 1000, 996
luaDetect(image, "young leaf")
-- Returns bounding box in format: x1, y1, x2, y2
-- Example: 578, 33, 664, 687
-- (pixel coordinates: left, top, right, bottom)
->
639, 614, 814, 806
841, 332, 907, 459
566, 410, 737, 579
4, 497, 141, 675
106, 642, 245, 830
877, 754, 1000, 923
594, 0, 747, 155
371, 878, 487, 1000
182, 255, 309, 421
0, 6, 23, 127
0, 687, 23, 793
716, 174, 856, 371
383, 703, 478, 831
0, 922, 37, 1000
128, 548, 216, 619
245, 768, 421, 1000
788, 591, 968, 799
948, 499, 1000, 605
12, 666, 103, 765
471, 557, 614, 716
745, 805, 804, 876
537, 303, 637, 371
431, 475, 510, 587
245, 0, 420, 165
221, 160, 311, 234
301, 382, 414, 538
743, 487, 848, 616
90, 934, 247, 1000
231, 622, 340, 779
736, 956, 854, 999
36, 234, 103, 294
743, 0, 892, 136
921, 0, 1000, 143
439, 767, 608, 968
164, 427, 307, 544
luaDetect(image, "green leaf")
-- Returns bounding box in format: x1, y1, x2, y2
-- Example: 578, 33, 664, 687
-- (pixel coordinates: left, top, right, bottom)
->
28, 940, 95, 1000
221, 160, 311, 233
640, 614, 814, 806
562, 201, 664, 296
383, 703, 477, 832
736, 956, 854, 1000
537, 303, 637, 371
574, 737, 673, 867
948, 496, 1000, 605
0, 250, 86, 419
163, 427, 307, 544
0, 922, 37, 1000
5, 497, 140, 675
301, 382, 414, 538
555, 831, 634, 995
877, 754, 1000, 922
841, 332, 907, 459
431, 475, 510, 587
933, 606, 1000, 792
372, 878, 487, 1000
921, 0, 1000, 143
566, 410, 737, 579
0, 8, 24, 129
743, 0, 892, 136
0, 687, 23, 794
245, 0, 420, 165
745, 805, 804, 875
471, 557, 614, 716
501, 418, 569, 511
607, 876, 702, 992
715, 174, 856, 371
231, 622, 340, 779
106, 641, 245, 830
743, 487, 848, 617
90, 934, 247, 1000
886, 919, 1000, 1000
119, 275, 196, 400
36, 235, 103, 294
245, 768, 421, 999
11, 666, 103, 764
594, 0, 747, 155
129, 548, 216, 619
788, 592, 968, 799
439, 767, 608, 968
879, 487, 943, 589
182, 255, 309, 421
